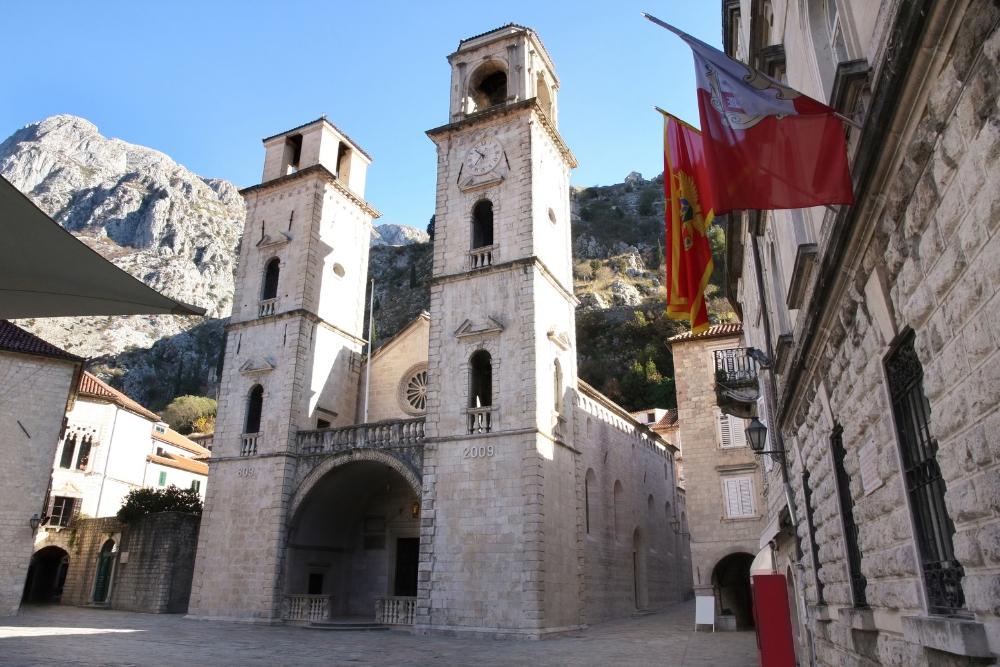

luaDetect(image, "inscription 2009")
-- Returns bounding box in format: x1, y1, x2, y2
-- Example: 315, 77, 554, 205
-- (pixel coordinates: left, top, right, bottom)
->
463, 445, 494, 459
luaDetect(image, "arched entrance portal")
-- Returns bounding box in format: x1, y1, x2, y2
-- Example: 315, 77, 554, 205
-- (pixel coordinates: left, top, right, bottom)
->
286, 458, 421, 618
22, 547, 69, 603
713, 552, 755, 629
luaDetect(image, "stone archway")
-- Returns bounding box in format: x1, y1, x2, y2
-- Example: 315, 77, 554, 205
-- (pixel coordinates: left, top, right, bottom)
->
285, 453, 422, 620
712, 552, 755, 629
22, 546, 69, 603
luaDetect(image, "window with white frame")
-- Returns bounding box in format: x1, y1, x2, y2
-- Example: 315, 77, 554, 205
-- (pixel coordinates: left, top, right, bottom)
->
723, 477, 756, 518
717, 411, 748, 449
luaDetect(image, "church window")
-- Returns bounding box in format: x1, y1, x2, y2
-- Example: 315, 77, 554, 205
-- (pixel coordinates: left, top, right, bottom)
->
469, 63, 508, 112
336, 142, 349, 177
469, 351, 492, 408
536, 74, 553, 120
285, 134, 303, 171
75, 435, 92, 471
613, 480, 625, 542
58, 434, 77, 469
405, 369, 428, 412
472, 200, 494, 249
262, 259, 280, 301
245, 385, 264, 434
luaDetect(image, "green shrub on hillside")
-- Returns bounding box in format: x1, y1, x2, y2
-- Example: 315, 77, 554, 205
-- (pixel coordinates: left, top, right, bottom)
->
161, 395, 217, 434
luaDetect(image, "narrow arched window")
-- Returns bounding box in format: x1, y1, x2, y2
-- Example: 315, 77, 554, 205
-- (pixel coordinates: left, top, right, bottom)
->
613, 480, 624, 543
469, 350, 492, 408
553, 358, 563, 413
585, 469, 597, 534
245, 385, 264, 434
472, 201, 494, 249
262, 258, 280, 300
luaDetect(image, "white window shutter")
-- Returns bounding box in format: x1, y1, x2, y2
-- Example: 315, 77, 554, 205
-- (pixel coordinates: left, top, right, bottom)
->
719, 413, 733, 448
732, 416, 747, 448
738, 478, 754, 516
724, 479, 741, 517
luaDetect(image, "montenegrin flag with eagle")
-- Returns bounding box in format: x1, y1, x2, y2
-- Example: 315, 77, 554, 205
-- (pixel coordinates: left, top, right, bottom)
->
660, 110, 715, 335
643, 13, 855, 214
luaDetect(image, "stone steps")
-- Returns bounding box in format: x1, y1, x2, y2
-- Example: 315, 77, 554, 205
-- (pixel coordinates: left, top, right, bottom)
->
303, 621, 391, 632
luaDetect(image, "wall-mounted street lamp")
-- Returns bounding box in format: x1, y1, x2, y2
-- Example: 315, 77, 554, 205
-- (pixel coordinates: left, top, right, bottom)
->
745, 417, 787, 461
411, 502, 420, 519
670, 518, 680, 534
29, 514, 41, 531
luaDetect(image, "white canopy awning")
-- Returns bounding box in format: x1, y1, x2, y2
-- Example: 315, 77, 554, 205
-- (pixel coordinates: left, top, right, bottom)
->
0, 175, 205, 318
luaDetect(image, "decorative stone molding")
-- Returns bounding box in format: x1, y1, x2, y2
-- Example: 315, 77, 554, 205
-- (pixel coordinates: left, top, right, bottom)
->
239, 358, 276, 375
455, 317, 505, 339
255, 232, 292, 249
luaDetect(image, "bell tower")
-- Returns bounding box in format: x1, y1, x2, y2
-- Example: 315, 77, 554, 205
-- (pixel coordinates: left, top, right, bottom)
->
418, 25, 583, 637
189, 118, 380, 622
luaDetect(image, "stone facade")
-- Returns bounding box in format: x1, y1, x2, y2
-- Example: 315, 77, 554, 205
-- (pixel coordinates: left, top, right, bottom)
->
59, 513, 199, 613
725, 0, 1000, 663
668, 325, 762, 627
188, 25, 691, 636
0, 324, 82, 617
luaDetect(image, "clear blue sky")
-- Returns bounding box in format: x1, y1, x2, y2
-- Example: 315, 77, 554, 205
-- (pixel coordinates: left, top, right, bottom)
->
1, 2, 720, 228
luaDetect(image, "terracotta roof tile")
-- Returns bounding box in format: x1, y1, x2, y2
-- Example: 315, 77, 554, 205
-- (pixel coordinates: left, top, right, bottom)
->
153, 427, 211, 457
0, 320, 82, 362
147, 452, 209, 476
656, 409, 679, 428
79, 372, 161, 422
667, 322, 743, 343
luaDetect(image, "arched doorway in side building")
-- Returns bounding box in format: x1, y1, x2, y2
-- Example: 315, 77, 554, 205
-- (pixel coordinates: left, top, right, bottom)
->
92, 539, 117, 603
713, 552, 755, 629
285, 455, 421, 622
21, 546, 69, 603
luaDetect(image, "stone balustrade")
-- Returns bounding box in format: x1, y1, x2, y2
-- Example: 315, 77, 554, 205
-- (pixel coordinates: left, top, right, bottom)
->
297, 418, 424, 455
374, 596, 416, 625
468, 244, 497, 269
258, 298, 277, 317
240, 432, 260, 457
282, 594, 334, 621
466, 407, 492, 434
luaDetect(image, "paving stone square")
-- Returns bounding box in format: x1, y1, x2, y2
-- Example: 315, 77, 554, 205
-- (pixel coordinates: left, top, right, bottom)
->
0, 600, 757, 667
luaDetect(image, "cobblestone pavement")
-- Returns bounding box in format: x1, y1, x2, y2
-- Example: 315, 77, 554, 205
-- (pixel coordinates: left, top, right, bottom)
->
0, 600, 758, 667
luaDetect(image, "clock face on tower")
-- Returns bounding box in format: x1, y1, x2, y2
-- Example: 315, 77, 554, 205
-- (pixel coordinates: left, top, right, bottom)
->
464, 139, 503, 176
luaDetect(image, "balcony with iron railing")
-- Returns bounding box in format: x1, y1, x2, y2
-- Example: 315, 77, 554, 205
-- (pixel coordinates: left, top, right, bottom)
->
713, 349, 760, 418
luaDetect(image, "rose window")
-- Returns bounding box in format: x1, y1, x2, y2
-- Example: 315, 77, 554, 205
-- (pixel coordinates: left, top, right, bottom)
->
398, 363, 429, 416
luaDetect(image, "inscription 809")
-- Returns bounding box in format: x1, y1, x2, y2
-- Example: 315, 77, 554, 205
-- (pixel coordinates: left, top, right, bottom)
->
463, 445, 495, 459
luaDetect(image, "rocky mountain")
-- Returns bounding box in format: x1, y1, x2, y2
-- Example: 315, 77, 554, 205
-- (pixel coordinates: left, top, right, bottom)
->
1, 115, 245, 357
371, 223, 429, 247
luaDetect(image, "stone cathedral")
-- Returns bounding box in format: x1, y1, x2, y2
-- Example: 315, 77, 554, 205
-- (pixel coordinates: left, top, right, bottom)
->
189, 25, 690, 637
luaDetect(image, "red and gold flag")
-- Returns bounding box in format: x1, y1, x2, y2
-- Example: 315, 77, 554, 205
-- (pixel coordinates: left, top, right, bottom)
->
662, 110, 715, 335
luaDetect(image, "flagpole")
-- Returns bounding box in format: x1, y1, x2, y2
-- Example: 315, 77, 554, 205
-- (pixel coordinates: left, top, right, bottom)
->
364, 279, 375, 424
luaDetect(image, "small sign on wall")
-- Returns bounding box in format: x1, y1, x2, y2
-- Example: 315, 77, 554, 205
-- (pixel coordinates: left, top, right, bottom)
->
119, 551, 129, 564
859, 440, 883, 496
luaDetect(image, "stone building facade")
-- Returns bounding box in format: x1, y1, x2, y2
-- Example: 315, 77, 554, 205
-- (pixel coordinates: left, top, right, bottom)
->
189, 24, 690, 636
0, 320, 82, 617
668, 323, 763, 630
722, 0, 1000, 663
59, 513, 200, 613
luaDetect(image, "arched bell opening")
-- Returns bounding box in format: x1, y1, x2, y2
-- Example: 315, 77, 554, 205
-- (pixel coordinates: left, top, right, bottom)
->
21, 546, 69, 604
712, 552, 755, 629
285, 459, 421, 619
467, 61, 508, 112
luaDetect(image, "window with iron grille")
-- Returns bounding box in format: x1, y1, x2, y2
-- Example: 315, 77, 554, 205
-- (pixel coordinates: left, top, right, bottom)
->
886, 331, 965, 615
802, 469, 825, 604
831, 425, 867, 607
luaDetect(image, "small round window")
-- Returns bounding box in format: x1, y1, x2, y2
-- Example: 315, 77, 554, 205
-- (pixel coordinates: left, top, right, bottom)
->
548, 208, 557, 224
332, 263, 345, 278
397, 363, 428, 416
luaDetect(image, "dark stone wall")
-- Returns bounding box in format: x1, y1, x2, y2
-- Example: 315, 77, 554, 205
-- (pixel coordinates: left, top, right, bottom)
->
60, 512, 200, 613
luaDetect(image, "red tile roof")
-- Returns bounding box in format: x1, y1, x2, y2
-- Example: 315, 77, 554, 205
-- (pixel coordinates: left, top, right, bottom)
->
147, 452, 209, 476
78, 372, 161, 422
153, 427, 211, 458
667, 322, 744, 343
655, 409, 679, 428
0, 320, 82, 362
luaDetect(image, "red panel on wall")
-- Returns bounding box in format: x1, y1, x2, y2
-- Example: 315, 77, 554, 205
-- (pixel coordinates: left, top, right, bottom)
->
751, 574, 796, 667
